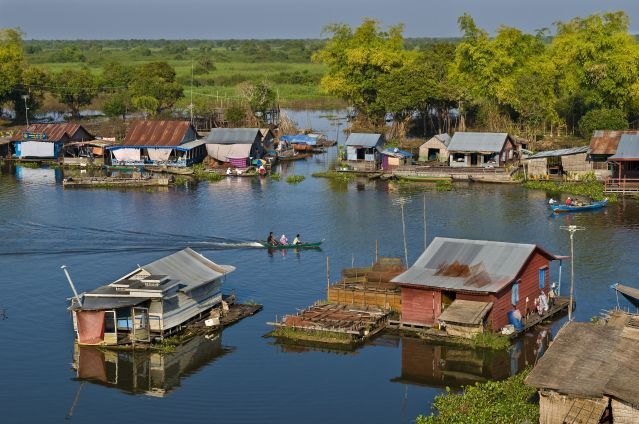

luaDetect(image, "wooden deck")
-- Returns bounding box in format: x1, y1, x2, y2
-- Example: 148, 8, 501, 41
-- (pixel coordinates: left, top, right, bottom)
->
508, 296, 570, 339
604, 177, 639, 194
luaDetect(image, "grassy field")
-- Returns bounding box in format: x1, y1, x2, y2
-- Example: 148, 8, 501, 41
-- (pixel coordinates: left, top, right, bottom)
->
26, 41, 344, 109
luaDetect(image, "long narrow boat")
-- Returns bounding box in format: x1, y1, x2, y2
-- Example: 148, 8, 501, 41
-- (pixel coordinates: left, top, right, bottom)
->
614, 283, 639, 308
259, 241, 323, 249
550, 198, 608, 213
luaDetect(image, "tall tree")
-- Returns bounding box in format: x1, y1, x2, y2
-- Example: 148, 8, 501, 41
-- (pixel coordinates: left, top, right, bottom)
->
0, 28, 25, 106
51, 68, 98, 118
550, 11, 639, 130
313, 19, 407, 124
129, 61, 183, 112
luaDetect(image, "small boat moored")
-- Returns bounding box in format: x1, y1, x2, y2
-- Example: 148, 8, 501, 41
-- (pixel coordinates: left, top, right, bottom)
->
613, 283, 639, 308
550, 198, 608, 213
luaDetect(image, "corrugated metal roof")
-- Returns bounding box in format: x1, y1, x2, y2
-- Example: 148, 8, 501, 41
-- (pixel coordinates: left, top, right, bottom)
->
122, 121, 197, 147
589, 130, 639, 155
75, 296, 149, 311
345, 133, 383, 148
527, 146, 589, 159
13, 123, 93, 142
142, 248, 235, 292
176, 139, 206, 151
392, 237, 556, 293
447, 132, 510, 153
206, 128, 261, 144
433, 133, 451, 146
608, 135, 639, 161
381, 147, 413, 158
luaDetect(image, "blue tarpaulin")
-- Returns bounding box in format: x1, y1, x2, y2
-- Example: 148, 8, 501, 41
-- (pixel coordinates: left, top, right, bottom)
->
280, 134, 319, 146
380, 147, 413, 158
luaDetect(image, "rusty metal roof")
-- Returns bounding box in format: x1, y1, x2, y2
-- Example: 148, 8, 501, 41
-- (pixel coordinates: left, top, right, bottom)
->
392, 237, 559, 293
13, 123, 93, 143
122, 121, 198, 147
589, 130, 639, 155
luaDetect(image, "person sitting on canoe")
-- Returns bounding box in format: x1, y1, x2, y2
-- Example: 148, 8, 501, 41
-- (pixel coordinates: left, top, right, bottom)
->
267, 232, 277, 246
565, 197, 572, 205
548, 198, 556, 205
293, 234, 301, 245
279, 234, 289, 245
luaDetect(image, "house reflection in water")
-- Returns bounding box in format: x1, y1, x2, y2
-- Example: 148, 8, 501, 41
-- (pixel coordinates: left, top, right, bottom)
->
72, 334, 234, 397
392, 328, 551, 389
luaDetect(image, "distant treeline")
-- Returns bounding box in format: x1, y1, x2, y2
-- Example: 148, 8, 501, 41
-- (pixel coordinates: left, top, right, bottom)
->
22, 37, 459, 65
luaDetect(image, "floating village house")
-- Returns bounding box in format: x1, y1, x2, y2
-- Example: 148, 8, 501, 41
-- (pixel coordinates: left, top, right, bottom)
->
69, 248, 235, 346
607, 134, 639, 180
525, 146, 591, 179
391, 237, 562, 335
418, 133, 452, 162
205, 128, 274, 168
526, 317, 639, 424
588, 130, 639, 178
11, 123, 94, 159
380, 147, 413, 171
447, 132, 516, 168
344, 133, 385, 171
107, 121, 206, 168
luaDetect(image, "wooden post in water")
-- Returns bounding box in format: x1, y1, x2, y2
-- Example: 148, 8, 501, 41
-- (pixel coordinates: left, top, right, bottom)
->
326, 256, 331, 301
375, 240, 379, 262
423, 194, 427, 251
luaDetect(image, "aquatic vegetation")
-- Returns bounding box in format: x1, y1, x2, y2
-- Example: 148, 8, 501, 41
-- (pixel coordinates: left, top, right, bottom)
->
435, 180, 453, 192
286, 175, 305, 184
523, 178, 616, 202
269, 172, 281, 181
416, 369, 538, 424
192, 164, 225, 182
312, 171, 355, 181
173, 176, 188, 186
470, 331, 511, 350
269, 326, 352, 344
15, 161, 40, 168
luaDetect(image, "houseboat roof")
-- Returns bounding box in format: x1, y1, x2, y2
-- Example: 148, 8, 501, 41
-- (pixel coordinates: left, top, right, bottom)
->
122, 121, 198, 147
12, 123, 94, 142
589, 130, 639, 155
206, 128, 261, 144
76, 248, 235, 310
345, 133, 383, 148
526, 321, 639, 405
608, 134, 639, 161
391, 237, 558, 293
527, 146, 589, 159
447, 132, 511, 153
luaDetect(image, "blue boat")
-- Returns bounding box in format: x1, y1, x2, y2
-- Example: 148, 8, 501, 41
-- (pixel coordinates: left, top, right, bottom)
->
550, 198, 608, 213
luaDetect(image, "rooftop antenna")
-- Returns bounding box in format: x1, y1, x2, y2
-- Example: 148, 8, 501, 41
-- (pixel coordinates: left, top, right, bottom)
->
560, 225, 585, 321
393, 196, 411, 267
61, 265, 82, 308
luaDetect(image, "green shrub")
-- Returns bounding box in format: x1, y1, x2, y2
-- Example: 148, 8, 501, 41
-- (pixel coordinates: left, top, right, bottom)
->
286, 175, 305, 184
416, 369, 538, 424
436, 180, 453, 191
579, 108, 628, 138
523, 179, 615, 202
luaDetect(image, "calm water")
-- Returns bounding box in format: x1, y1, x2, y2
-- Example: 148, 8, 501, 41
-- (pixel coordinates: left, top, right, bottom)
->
1, 112, 639, 423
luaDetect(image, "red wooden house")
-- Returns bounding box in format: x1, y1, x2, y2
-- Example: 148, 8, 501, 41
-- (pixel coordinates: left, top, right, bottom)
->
392, 237, 562, 332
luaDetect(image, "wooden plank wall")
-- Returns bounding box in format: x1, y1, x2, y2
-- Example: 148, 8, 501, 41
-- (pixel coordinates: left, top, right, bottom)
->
328, 287, 401, 311
401, 287, 440, 325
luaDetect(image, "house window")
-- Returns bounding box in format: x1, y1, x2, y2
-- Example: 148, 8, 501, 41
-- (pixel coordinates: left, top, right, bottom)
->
539, 267, 547, 289
512, 281, 520, 306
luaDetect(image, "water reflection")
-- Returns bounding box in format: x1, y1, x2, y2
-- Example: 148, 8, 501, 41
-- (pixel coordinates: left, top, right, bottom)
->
392, 328, 551, 389
14, 165, 61, 184
71, 334, 234, 397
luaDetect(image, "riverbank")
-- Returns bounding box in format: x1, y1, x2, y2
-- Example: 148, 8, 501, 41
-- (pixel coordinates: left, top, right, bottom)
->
523, 179, 616, 201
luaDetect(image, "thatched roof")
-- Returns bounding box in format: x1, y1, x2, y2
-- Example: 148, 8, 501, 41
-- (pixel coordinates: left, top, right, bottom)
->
526, 322, 639, 404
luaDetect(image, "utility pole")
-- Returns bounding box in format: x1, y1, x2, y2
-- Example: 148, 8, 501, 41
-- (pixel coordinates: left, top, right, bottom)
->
394, 197, 411, 267
21, 94, 30, 126
560, 225, 584, 321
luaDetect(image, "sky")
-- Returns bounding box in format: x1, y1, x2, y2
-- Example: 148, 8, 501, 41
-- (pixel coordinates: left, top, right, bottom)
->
1, 0, 638, 39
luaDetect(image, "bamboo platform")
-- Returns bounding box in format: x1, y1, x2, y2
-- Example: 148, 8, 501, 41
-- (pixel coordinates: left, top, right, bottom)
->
267, 303, 391, 344
62, 176, 171, 187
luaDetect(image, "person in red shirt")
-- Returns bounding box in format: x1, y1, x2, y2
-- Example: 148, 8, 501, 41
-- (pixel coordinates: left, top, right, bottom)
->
565, 197, 572, 205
